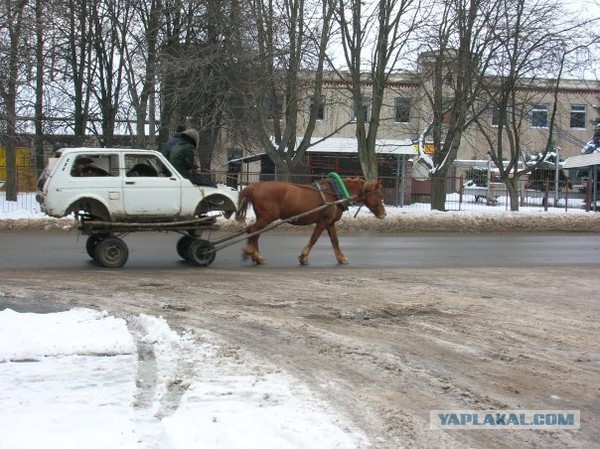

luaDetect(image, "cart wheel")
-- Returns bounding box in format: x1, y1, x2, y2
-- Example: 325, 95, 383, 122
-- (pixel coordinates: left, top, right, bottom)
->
176, 235, 194, 260
187, 239, 216, 267
94, 237, 129, 268
86, 236, 102, 259
85, 234, 109, 259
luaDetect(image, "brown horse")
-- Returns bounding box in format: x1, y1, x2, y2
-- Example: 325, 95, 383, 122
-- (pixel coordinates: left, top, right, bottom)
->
235, 177, 386, 265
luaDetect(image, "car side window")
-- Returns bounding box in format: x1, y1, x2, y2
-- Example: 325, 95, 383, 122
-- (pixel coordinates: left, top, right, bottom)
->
125, 154, 172, 177
70, 155, 117, 177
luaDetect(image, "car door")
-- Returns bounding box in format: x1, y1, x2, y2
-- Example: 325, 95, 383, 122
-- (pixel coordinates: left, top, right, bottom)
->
122, 153, 183, 217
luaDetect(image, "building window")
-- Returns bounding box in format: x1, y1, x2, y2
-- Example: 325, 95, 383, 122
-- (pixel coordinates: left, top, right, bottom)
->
570, 104, 586, 129
309, 96, 325, 121
394, 97, 411, 123
531, 104, 548, 128
491, 106, 499, 126
352, 96, 370, 122
491, 106, 508, 127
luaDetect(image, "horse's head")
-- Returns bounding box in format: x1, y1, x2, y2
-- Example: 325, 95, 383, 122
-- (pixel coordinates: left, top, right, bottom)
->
357, 179, 386, 219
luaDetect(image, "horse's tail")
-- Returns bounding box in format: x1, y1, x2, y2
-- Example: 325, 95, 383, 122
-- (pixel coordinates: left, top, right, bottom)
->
235, 184, 256, 222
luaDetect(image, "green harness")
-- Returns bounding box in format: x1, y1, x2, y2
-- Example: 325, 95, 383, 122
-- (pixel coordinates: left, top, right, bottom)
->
327, 172, 353, 207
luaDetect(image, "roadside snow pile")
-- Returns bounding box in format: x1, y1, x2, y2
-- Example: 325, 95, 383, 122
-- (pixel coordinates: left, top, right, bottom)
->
1, 191, 598, 233
228, 206, 599, 234
1, 209, 598, 233
334, 209, 600, 233
0, 308, 135, 361
0, 308, 368, 449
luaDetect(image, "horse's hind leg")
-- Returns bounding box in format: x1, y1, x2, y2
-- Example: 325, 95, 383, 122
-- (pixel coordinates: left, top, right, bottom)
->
243, 221, 268, 265
298, 222, 327, 265
327, 224, 348, 264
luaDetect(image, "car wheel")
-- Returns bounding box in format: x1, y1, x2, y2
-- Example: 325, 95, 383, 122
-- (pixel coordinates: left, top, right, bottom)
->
94, 237, 129, 268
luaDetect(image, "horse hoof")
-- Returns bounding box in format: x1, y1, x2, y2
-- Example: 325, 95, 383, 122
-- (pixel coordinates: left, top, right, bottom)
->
242, 248, 254, 261
254, 256, 267, 265
337, 258, 349, 265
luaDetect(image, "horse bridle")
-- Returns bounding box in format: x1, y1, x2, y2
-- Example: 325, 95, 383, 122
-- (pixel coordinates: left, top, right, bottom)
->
356, 180, 383, 203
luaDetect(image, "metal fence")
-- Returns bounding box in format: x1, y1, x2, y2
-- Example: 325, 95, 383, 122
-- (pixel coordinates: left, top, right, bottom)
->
0, 192, 42, 215
1, 166, 596, 216
222, 171, 596, 212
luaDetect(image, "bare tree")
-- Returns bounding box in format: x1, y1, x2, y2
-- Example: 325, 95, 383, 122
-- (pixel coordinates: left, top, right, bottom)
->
474, 0, 599, 210
156, 0, 194, 142
33, 0, 44, 172
87, 0, 132, 147
471, 0, 587, 210
123, 0, 162, 149
228, 0, 336, 180
334, 0, 422, 180
415, 0, 501, 211
48, 0, 95, 143
156, 0, 232, 168
0, 0, 30, 201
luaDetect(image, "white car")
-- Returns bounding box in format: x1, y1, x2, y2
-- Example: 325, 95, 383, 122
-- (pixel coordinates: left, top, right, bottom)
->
36, 147, 238, 222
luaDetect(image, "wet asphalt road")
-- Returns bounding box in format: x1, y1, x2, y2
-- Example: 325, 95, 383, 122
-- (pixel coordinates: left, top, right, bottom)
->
0, 231, 599, 270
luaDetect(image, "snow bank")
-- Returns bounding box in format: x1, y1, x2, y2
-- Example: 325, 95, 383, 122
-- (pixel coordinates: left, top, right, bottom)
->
1, 191, 598, 233
0, 309, 367, 449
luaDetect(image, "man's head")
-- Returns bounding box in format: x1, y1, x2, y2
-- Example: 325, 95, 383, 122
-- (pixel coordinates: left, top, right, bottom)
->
182, 129, 199, 147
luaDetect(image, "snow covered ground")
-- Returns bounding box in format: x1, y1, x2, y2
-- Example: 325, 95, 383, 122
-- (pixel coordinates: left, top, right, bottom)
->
0, 309, 367, 449
0, 191, 597, 449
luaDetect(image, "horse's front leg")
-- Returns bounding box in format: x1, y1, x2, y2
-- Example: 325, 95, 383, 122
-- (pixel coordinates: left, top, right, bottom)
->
298, 222, 327, 265
327, 223, 348, 264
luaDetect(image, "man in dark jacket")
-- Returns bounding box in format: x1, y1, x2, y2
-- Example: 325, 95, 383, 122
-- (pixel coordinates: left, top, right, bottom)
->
169, 128, 200, 180
162, 125, 186, 159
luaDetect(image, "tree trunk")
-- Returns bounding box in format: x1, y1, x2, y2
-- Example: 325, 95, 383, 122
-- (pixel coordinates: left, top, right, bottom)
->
274, 161, 291, 182
430, 174, 447, 211
198, 128, 218, 170
5, 134, 17, 202
506, 176, 520, 211
4, 0, 27, 201
358, 143, 379, 180
34, 0, 45, 173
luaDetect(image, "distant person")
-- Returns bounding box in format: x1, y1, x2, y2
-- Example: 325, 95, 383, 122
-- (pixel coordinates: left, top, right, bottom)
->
162, 125, 186, 160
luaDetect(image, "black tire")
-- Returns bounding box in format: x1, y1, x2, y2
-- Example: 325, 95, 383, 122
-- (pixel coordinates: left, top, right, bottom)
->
86, 236, 102, 259
176, 235, 194, 260
94, 237, 129, 268
85, 234, 110, 259
186, 239, 216, 267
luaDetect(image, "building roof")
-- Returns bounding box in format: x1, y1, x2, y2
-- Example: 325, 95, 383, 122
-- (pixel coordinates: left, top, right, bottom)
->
228, 137, 417, 165
306, 137, 416, 155
563, 152, 600, 169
